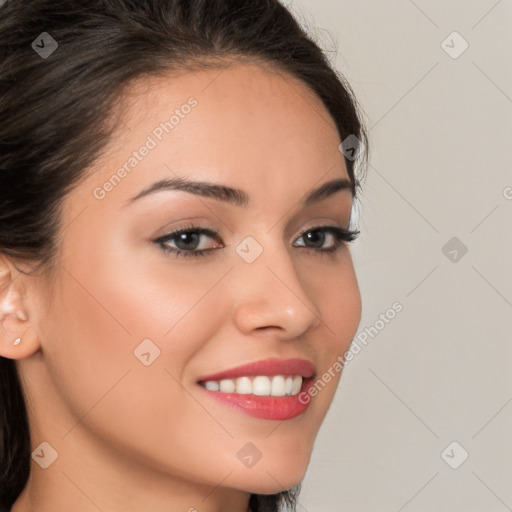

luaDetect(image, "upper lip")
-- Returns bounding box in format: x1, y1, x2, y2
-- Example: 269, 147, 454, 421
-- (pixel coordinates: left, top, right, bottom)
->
197, 358, 316, 382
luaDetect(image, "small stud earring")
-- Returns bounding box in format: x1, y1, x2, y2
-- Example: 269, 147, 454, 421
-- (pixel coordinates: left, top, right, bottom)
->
13, 337, 21, 346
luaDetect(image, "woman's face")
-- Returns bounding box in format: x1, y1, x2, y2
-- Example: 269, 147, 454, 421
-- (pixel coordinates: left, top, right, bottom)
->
20, 62, 361, 502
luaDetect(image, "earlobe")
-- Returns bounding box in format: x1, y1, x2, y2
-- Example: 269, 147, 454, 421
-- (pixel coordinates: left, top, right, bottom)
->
0, 254, 39, 359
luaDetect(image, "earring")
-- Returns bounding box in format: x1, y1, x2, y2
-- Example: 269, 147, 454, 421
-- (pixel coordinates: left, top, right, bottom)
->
13, 337, 21, 346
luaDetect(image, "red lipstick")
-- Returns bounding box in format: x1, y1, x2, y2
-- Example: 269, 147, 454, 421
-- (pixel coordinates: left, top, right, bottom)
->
196, 358, 316, 421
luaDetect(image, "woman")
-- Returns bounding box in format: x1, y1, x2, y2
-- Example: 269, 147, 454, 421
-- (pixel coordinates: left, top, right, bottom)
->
0, 0, 368, 510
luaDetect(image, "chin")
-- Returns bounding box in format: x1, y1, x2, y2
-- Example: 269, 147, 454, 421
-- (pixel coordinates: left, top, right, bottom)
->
241, 474, 304, 495
231, 453, 311, 494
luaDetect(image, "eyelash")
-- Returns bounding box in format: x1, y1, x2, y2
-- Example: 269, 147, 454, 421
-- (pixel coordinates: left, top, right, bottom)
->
154, 224, 360, 259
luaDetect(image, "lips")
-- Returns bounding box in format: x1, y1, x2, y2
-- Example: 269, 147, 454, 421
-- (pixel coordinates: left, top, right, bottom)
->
196, 358, 316, 421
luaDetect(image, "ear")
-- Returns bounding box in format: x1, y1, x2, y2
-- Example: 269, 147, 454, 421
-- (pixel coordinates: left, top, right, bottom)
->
0, 254, 41, 360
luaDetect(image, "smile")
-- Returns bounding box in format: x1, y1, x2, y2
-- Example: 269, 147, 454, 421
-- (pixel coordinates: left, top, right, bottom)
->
196, 358, 316, 420
199, 375, 304, 396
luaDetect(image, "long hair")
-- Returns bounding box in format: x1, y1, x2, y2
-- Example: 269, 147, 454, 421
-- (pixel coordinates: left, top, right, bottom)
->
0, 1, 367, 510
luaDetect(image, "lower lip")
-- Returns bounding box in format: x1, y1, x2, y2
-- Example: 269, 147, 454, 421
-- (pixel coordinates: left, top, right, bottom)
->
197, 379, 314, 420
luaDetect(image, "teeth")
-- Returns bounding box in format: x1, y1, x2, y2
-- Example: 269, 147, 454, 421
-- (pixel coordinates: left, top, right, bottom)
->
205, 381, 220, 391
236, 376, 252, 394
291, 375, 302, 395
202, 375, 304, 397
219, 379, 236, 393
285, 376, 293, 395
271, 375, 286, 397
253, 376, 271, 396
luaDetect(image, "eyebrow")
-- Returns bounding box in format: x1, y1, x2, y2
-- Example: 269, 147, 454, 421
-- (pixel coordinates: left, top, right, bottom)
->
128, 176, 354, 207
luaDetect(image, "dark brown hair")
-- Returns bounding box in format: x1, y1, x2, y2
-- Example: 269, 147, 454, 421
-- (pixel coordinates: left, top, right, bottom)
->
0, 0, 367, 510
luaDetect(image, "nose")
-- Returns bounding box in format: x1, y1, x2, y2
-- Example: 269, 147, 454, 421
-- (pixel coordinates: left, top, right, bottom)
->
231, 241, 321, 340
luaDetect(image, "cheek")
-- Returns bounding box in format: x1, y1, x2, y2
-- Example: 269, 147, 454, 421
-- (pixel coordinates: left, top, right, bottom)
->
41, 232, 227, 415
309, 255, 360, 377
39, 246, 239, 475
288, 252, 361, 419
304, 251, 362, 347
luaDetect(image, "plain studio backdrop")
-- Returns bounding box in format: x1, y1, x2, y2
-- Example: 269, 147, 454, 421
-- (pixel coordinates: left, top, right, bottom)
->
287, 1, 512, 511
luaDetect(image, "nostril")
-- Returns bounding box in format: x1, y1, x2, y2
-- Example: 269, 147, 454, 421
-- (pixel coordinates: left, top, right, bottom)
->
255, 325, 282, 332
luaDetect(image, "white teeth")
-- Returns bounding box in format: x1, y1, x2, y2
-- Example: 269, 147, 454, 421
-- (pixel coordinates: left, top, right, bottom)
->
291, 376, 302, 395
219, 379, 236, 393
285, 376, 293, 395
252, 376, 271, 396
202, 375, 304, 397
235, 377, 252, 394
271, 375, 286, 396
205, 381, 220, 391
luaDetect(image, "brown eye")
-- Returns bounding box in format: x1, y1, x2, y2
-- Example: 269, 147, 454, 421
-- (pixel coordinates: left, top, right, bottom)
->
155, 227, 222, 258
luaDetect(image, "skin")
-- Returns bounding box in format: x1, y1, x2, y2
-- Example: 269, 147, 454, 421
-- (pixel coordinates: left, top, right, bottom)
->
0, 60, 362, 512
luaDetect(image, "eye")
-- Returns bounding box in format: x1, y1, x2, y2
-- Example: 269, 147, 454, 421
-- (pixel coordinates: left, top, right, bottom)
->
154, 224, 359, 259
294, 226, 359, 252
154, 226, 222, 258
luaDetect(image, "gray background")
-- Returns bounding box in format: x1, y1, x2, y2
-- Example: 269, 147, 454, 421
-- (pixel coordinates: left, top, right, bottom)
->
287, 1, 512, 511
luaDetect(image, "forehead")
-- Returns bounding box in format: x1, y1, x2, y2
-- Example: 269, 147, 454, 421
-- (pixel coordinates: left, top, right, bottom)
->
78, 61, 349, 212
